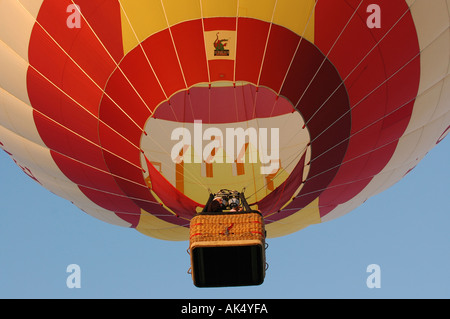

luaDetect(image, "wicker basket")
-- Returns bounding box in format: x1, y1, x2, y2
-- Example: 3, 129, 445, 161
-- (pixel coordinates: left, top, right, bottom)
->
190, 212, 265, 243
189, 211, 266, 287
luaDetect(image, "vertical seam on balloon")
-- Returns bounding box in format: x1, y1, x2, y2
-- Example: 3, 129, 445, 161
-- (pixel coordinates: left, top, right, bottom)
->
26, 55, 142, 152
26, 66, 139, 152
241, 1, 279, 199
116, 0, 213, 194
275, 0, 318, 97
304, 2, 414, 127
1, 2, 178, 215
287, 139, 423, 204
45, 156, 161, 205
262, 150, 307, 215
261, 0, 318, 144
17, 1, 147, 136
32, 8, 145, 133
31, 106, 142, 171
291, 74, 445, 197
232, 0, 240, 84
283, 3, 420, 149
159, 0, 189, 91
68, 0, 155, 118
424, 1, 450, 122
118, 0, 185, 139
33, 48, 209, 196
199, 0, 212, 85
237, 86, 259, 203
0, 122, 165, 216
255, 0, 278, 90
259, 50, 431, 217
158, 1, 199, 124
243, 135, 311, 205
0, 124, 201, 219
0, 28, 184, 192
198, 0, 212, 126
426, 78, 447, 126
117, 4, 212, 193
0, 57, 153, 187
294, 0, 365, 115
234, 1, 279, 199
117, 1, 169, 102
289, 107, 425, 204
311, 52, 421, 150
229, 1, 260, 201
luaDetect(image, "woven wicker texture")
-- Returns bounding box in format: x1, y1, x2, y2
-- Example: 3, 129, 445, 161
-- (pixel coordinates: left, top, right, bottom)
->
190, 213, 265, 243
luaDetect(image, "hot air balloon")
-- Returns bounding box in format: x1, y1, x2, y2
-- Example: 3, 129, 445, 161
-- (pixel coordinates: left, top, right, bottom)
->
0, 0, 449, 286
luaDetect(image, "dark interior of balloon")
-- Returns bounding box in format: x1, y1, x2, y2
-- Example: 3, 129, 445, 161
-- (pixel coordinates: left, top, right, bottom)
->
191, 244, 265, 288
189, 190, 267, 287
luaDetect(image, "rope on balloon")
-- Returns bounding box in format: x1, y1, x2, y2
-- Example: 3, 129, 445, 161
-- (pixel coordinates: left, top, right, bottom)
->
244, 40, 449, 216
16, 0, 214, 193
239, 0, 365, 198
232, 0, 317, 202
259, 78, 450, 220
241, 0, 427, 199
119, 0, 216, 191
6, 0, 449, 231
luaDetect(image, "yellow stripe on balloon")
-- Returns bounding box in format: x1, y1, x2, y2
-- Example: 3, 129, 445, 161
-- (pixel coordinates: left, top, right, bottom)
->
238, 0, 277, 22
265, 198, 321, 238
136, 209, 190, 241
119, 0, 316, 55
272, 0, 315, 42
163, 0, 202, 26
201, 0, 239, 18
119, 0, 168, 55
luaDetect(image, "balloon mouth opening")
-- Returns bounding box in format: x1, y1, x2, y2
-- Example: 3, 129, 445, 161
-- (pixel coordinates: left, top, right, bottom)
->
140, 82, 312, 205
150, 82, 296, 124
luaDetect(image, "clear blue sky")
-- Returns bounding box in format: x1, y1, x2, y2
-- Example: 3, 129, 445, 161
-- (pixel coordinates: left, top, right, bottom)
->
0, 137, 449, 299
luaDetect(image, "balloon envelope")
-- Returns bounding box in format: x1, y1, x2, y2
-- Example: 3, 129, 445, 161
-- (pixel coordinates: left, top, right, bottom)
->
0, 0, 449, 240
